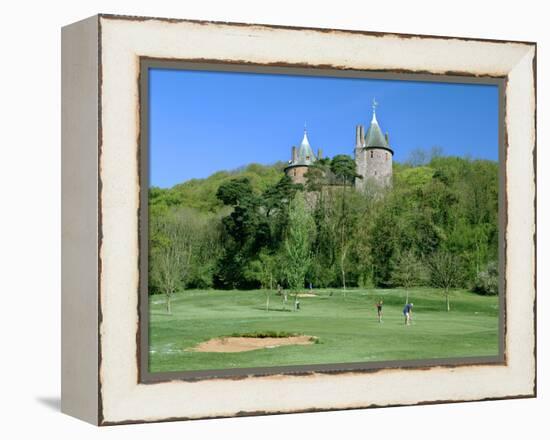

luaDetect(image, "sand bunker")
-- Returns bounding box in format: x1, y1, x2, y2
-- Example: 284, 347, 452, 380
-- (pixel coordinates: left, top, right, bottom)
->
190, 335, 315, 353
297, 293, 317, 297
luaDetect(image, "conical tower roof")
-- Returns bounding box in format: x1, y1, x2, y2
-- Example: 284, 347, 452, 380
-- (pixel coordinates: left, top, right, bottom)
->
364, 107, 389, 149
295, 130, 316, 165
286, 128, 317, 169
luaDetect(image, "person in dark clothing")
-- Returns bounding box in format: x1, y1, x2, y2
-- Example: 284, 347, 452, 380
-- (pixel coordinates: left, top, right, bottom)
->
375, 300, 384, 323
403, 303, 414, 325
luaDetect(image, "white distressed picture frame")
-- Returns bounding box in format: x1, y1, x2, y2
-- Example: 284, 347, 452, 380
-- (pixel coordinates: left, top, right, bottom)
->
61, 14, 536, 425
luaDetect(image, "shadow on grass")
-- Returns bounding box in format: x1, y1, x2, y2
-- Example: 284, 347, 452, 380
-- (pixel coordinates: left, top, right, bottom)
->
150, 311, 174, 317
251, 307, 295, 313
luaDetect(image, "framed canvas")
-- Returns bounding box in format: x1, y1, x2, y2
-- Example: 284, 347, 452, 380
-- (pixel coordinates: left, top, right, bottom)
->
61, 14, 536, 425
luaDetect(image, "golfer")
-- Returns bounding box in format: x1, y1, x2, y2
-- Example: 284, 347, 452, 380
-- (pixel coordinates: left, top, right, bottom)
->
403, 302, 414, 325
375, 300, 384, 323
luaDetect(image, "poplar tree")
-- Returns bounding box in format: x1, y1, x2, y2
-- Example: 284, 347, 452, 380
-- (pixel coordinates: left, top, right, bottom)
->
284, 193, 315, 310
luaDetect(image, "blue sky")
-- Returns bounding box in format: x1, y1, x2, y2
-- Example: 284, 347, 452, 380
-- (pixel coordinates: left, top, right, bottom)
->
149, 68, 499, 188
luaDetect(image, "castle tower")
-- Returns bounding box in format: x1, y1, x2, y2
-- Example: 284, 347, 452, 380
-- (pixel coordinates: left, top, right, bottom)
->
285, 128, 318, 185
355, 99, 393, 191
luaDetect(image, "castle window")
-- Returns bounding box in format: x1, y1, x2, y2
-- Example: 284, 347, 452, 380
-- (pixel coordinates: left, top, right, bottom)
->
293, 170, 296, 177
386, 153, 389, 161
306, 156, 310, 160
370, 151, 374, 158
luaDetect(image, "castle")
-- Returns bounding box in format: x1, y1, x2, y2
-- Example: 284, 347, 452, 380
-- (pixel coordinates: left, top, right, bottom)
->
284, 100, 394, 190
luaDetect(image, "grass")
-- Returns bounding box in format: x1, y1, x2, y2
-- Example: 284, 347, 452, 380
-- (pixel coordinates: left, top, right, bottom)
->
148, 287, 499, 373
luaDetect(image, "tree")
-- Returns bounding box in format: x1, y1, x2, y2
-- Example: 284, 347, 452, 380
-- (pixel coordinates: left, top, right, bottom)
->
427, 251, 463, 311
262, 174, 301, 246
330, 155, 360, 294
246, 250, 279, 311
405, 146, 443, 166
284, 193, 315, 310
150, 209, 199, 314
368, 198, 400, 287
330, 154, 358, 185
305, 160, 338, 288
216, 177, 255, 206
304, 158, 331, 192
391, 250, 426, 303
214, 177, 263, 288
472, 261, 499, 296
187, 214, 223, 288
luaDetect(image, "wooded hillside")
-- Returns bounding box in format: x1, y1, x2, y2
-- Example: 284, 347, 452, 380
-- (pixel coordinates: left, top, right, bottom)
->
149, 156, 499, 296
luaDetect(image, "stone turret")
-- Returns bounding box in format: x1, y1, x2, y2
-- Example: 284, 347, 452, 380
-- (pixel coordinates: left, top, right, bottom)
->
355, 99, 393, 191
284, 129, 317, 185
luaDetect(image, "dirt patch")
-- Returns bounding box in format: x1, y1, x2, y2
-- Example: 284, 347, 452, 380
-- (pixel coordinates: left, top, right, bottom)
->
189, 335, 315, 353
297, 293, 318, 297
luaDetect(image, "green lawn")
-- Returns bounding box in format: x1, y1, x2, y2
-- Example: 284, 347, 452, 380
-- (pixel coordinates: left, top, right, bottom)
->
148, 288, 499, 373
